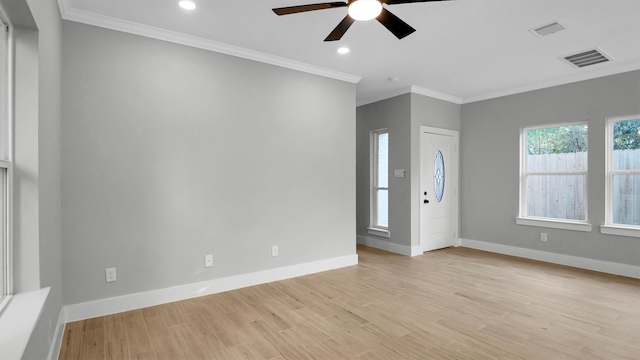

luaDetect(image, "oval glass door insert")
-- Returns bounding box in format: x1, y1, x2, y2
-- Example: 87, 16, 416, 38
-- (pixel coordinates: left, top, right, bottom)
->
434, 150, 445, 202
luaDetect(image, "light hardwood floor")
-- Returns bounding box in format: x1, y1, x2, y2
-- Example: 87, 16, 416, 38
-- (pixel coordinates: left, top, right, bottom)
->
59, 245, 640, 360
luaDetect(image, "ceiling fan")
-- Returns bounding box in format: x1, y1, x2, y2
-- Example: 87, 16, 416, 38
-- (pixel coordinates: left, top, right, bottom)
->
272, 0, 446, 41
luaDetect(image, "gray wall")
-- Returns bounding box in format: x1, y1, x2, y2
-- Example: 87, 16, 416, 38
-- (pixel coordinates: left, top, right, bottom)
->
356, 93, 461, 249
409, 94, 461, 247
356, 94, 412, 246
460, 70, 640, 265
61, 21, 356, 305
12, 0, 64, 358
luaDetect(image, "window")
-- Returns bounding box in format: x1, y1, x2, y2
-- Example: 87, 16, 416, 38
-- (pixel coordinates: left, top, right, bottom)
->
0, 16, 10, 309
517, 123, 591, 231
602, 116, 640, 237
369, 130, 388, 236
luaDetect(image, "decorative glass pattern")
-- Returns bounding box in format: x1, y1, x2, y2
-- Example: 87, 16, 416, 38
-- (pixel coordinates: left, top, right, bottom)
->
434, 151, 445, 202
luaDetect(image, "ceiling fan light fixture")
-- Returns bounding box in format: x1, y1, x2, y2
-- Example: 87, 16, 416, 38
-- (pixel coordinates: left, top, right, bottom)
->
179, 1, 196, 10
348, 0, 382, 21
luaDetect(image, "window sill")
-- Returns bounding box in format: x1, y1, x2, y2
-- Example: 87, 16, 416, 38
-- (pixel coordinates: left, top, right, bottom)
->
0, 287, 50, 360
600, 225, 640, 238
516, 217, 592, 232
367, 227, 390, 238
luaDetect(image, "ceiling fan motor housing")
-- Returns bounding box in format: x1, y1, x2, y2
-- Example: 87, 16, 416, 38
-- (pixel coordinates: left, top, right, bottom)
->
272, 0, 446, 41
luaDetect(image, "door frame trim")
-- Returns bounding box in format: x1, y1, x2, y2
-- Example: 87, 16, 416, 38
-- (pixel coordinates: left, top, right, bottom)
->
419, 126, 460, 252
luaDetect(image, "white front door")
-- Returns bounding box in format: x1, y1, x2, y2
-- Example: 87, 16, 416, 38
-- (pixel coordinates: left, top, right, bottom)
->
420, 128, 458, 252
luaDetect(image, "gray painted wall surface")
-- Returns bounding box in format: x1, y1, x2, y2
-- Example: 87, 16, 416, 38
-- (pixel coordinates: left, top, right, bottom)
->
12, 26, 39, 293
61, 21, 356, 305
356, 93, 461, 248
409, 94, 461, 247
460, 70, 640, 265
356, 94, 412, 246
13, 0, 64, 358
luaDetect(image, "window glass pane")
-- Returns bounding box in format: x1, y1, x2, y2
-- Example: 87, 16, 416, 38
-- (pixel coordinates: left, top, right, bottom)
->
526, 125, 588, 172
434, 150, 445, 202
526, 174, 586, 220
611, 174, 640, 226
377, 133, 388, 188
376, 189, 388, 227
612, 119, 640, 171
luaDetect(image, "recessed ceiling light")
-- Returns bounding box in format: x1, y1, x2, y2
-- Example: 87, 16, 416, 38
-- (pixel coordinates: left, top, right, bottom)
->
179, 1, 196, 10
337, 47, 350, 54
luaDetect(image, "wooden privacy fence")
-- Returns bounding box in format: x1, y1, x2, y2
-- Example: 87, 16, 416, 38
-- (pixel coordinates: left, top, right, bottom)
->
612, 149, 640, 225
526, 152, 587, 220
526, 149, 639, 225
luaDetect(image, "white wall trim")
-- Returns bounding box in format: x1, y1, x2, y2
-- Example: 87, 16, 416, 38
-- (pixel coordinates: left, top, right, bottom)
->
410, 85, 463, 104
357, 85, 462, 107
516, 217, 592, 232
357, 86, 413, 107
57, 1, 361, 85
366, 227, 390, 238
357, 235, 422, 257
600, 225, 640, 238
62, 254, 357, 323
462, 63, 640, 104
459, 238, 640, 279
47, 308, 66, 360
0, 288, 50, 360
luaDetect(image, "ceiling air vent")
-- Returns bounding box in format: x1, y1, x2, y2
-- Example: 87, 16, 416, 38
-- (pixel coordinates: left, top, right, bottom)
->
530, 21, 565, 37
564, 49, 611, 68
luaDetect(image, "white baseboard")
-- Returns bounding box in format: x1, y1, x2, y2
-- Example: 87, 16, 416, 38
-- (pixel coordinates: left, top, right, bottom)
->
459, 238, 640, 279
63, 254, 358, 323
48, 309, 66, 360
357, 235, 422, 256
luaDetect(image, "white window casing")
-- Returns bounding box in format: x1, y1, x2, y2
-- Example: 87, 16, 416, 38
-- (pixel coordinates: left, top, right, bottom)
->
601, 115, 640, 238
368, 129, 389, 237
0, 13, 12, 311
517, 122, 591, 231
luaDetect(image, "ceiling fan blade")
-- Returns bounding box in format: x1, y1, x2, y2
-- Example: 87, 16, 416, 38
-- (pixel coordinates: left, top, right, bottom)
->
273, 2, 347, 15
376, 7, 415, 39
324, 15, 356, 41
382, 0, 446, 4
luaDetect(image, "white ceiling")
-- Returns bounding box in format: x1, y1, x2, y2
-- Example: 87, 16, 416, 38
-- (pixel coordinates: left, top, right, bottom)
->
58, 0, 640, 105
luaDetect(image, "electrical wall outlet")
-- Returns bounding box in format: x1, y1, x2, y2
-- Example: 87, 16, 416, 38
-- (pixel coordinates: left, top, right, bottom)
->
540, 233, 548, 242
106, 267, 117, 283
205, 254, 213, 268
271, 245, 278, 257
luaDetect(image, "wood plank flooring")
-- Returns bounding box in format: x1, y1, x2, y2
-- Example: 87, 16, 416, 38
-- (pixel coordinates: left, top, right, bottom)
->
59, 245, 640, 359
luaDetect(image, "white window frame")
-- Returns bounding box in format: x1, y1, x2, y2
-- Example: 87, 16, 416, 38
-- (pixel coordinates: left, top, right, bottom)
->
601, 114, 640, 238
368, 129, 389, 237
0, 162, 11, 311
516, 122, 592, 232
0, 13, 12, 312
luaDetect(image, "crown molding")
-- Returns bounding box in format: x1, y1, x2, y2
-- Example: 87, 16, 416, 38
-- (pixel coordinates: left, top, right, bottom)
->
410, 85, 463, 104
357, 85, 462, 107
357, 62, 640, 107
462, 62, 640, 104
57, 0, 361, 84
356, 86, 413, 107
